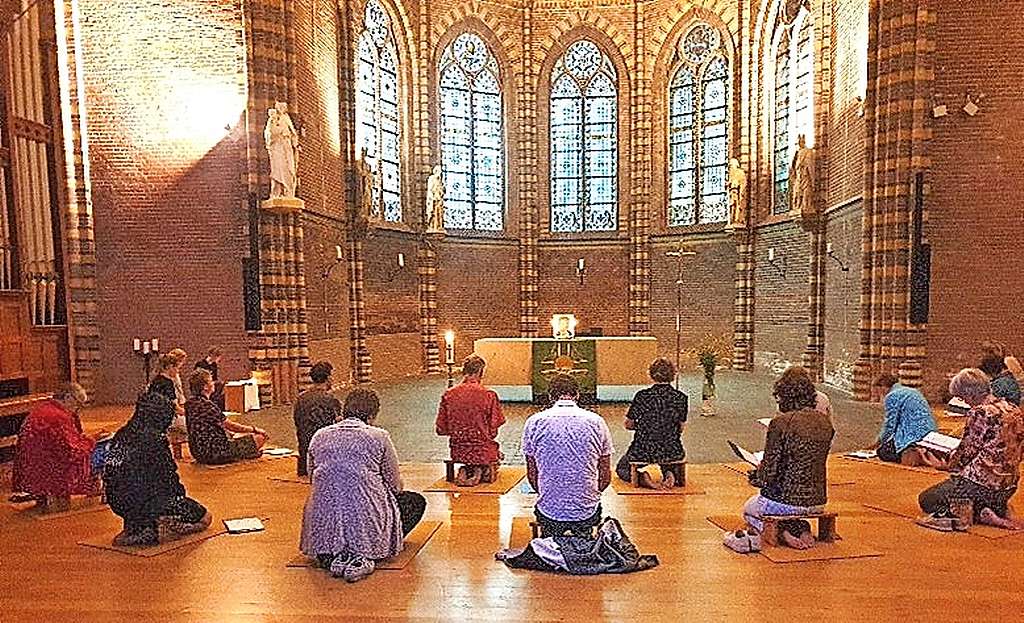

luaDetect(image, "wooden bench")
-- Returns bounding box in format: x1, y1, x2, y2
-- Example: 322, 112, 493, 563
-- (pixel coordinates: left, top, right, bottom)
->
629, 460, 686, 487
444, 459, 499, 484
761, 512, 838, 547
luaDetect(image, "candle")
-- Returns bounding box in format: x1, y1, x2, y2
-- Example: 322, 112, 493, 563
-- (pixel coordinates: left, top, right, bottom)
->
142, 340, 150, 354
151, 338, 159, 352
335, 245, 343, 260
826, 242, 834, 254
577, 258, 585, 271
767, 248, 775, 262
133, 338, 141, 352
398, 252, 405, 268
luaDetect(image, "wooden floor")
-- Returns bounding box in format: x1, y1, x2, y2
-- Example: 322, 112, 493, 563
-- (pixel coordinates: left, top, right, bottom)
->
3, 451, 1024, 622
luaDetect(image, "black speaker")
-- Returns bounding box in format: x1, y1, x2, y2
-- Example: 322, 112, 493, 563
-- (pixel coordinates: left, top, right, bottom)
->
910, 243, 931, 324
243, 257, 262, 331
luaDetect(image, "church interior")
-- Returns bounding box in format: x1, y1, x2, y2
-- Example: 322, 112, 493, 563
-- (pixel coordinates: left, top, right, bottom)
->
2, 0, 1023, 619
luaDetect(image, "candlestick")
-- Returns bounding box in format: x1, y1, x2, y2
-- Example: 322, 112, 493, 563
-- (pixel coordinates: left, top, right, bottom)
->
142, 340, 150, 354
335, 245, 343, 260
151, 338, 159, 352
444, 330, 455, 365
133, 338, 141, 352
577, 258, 584, 271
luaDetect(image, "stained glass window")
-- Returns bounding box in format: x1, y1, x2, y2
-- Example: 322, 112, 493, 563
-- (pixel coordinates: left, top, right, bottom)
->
668, 23, 730, 226
356, 0, 402, 222
550, 40, 617, 233
438, 33, 504, 231
771, 9, 815, 215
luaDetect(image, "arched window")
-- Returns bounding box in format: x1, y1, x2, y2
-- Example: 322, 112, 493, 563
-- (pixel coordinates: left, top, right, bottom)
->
771, 8, 814, 214
438, 33, 504, 231
668, 23, 730, 226
356, 0, 402, 223
549, 39, 617, 233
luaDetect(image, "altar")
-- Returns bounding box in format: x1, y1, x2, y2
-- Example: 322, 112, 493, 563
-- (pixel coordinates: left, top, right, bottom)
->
473, 336, 658, 402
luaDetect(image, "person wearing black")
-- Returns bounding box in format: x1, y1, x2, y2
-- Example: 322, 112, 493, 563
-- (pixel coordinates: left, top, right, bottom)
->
615, 358, 688, 488
293, 361, 343, 476
103, 391, 211, 547
194, 346, 225, 409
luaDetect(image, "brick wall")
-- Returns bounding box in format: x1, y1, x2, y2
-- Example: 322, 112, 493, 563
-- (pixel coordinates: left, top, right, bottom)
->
752, 220, 811, 372
536, 243, 630, 337
650, 235, 737, 362
826, 0, 867, 208
436, 240, 520, 359
81, 0, 250, 403
823, 201, 861, 391
923, 1, 1024, 398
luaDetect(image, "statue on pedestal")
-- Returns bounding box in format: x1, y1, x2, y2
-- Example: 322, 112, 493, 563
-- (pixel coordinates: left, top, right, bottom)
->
727, 158, 748, 227
425, 165, 445, 233
788, 134, 816, 218
355, 149, 376, 223
264, 101, 300, 198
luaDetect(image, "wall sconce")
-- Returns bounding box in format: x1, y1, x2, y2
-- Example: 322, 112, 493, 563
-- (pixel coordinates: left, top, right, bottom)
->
444, 330, 456, 387
826, 242, 849, 272
576, 258, 586, 285
383, 252, 406, 282
132, 337, 161, 383
767, 247, 787, 277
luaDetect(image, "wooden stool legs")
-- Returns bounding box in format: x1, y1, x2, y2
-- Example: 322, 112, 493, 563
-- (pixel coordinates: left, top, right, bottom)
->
761, 512, 838, 546
444, 460, 500, 484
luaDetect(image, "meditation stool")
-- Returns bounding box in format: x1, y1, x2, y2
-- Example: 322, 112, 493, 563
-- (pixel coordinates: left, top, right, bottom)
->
629, 460, 686, 487
444, 459, 499, 484
761, 512, 838, 547
168, 431, 188, 460
529, 521, 598, 539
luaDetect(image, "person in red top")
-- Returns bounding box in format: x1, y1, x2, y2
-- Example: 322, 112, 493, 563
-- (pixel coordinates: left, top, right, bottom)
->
435, 355, 505, 486
13, 383, 105, 511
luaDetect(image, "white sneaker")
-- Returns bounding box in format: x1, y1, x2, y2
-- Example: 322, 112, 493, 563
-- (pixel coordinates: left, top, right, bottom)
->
723, 529, 761, 553
342, 556, 375, 583
328, 552, 353, 578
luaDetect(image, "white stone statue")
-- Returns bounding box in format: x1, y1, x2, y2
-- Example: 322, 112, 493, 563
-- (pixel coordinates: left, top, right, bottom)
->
425, 165, 445, 232
788, 134, 816, 217
264, 101, 299, 198
355, 149, 376, 221
728, 158, 748, 227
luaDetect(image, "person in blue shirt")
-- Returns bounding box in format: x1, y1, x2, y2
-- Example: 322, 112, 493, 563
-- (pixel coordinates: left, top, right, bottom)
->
980, 345, 1022, 407
873, 374, 941, 467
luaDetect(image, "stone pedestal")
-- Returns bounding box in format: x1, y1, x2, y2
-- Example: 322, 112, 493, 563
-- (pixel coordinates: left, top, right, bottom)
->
260, 196, 304, 214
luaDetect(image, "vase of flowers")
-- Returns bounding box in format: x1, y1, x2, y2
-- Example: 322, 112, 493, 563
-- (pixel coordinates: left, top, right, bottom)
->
697, 336, 723, 416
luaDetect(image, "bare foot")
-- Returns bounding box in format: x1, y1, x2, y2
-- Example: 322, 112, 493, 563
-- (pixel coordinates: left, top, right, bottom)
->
799, 530, 817, 548
781, 530, 813, 550
979, 507, 1023, 530
662, 470, 676, 489
638, 471, 662, 490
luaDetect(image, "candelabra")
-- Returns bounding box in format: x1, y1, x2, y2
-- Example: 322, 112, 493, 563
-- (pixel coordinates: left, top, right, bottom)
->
444, 330, 456, 388
132, 337, 161, 383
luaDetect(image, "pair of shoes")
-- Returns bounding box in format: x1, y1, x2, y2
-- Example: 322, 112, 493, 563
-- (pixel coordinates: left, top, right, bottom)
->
331, 554, 375, 582
916, 510, 967, 532
113, 528, 159, 547
723, 529, 761, 553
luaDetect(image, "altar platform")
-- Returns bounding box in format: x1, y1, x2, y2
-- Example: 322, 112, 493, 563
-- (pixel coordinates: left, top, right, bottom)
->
473, 336, 658, 402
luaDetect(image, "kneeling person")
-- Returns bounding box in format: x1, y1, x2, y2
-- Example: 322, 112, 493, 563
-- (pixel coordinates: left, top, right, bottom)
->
523, 374, 613, 537
872, 373, 941, 467
616, 357, 687, 489
185, 369, 267, 465
104, 392, 212, 546
435, 354, 505, 486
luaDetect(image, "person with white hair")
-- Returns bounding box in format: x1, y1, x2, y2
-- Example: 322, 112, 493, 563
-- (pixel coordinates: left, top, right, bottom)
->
919, 368, 1024, 530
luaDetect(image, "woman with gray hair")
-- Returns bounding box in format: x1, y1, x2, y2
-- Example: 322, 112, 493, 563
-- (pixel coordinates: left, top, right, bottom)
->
919, 368, 1024, 530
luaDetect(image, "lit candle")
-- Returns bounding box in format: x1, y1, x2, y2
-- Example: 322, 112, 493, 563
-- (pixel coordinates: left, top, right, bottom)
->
444, 330, 455, 364
335, 245, 343, 260
767, 248, 775, 262
398, 252, 405, 268
151, 338, 159, 352
826, 242, 834, 254
577, 258, 585, 271
142, 340, 151, 354
133, 338, 141, 352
